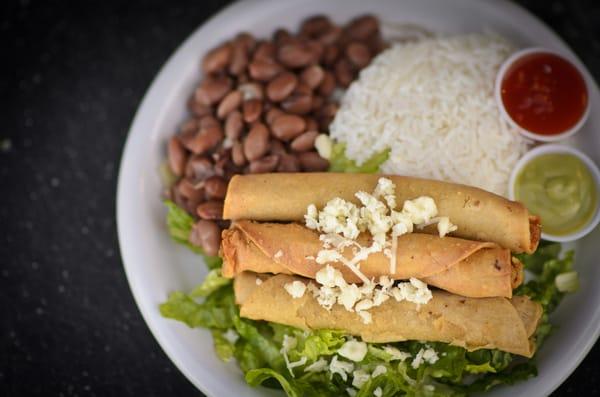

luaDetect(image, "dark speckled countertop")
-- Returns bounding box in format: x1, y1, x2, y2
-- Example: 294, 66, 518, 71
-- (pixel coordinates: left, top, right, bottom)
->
1, 1, 599, 396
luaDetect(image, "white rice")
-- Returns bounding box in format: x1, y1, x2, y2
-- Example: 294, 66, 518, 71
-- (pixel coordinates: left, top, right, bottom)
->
330, 33, 529, 195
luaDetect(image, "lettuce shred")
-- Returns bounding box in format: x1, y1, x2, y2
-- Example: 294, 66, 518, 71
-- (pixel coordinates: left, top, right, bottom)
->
161, 193, 577, 396
328, 143, 390, 173
164, 200, 222, 269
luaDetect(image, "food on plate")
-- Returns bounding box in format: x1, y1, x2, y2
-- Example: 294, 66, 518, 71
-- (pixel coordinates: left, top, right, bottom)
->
514, 152, 598, 236
223, 173, 541, 253
225, 176, 541, 360
221, 220, 523, 298
328, 34, 529, 195
158, 15, 581, 397
498, 50, 589, 137
235, 272, 541, 357
164, 14, 386, 255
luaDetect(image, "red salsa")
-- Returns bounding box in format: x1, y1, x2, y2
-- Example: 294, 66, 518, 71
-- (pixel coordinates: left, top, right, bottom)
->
500, 52, 588, 136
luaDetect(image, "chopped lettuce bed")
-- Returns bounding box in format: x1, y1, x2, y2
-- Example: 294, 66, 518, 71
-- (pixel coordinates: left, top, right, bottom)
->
161, 160, 576, 396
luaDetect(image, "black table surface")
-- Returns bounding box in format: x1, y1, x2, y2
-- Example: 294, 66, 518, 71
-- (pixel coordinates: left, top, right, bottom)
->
2, 0, 599, 396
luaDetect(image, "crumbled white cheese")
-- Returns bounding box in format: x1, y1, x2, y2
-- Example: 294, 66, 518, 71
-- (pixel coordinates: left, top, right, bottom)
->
316, 249, 344, 266
284, 280, 307, 299
223, 329, 239, 344
352, 369, 371, 388
338, 283, 362, 311
411, 347, 439, 369
373, 177, 397, 209
437, 216, 458, 237
318, 197, 361, 239
374, 386, 383, 397
305, 204, 320, 230
383, 346, 411, 361
302, 179, 452, 322
274, 250, 284, 259
316, 265, 344, 288
372, 365, 387, 378
315, 134, 333, 160
402, 196, 438, 225
392, 278, 432, 305
346, 388, 357, 397
255, 277, 263, 286
304, 358, 329, 373
355, 298, 374, 312
330, 355, 354, 381
338, 340, 368, 362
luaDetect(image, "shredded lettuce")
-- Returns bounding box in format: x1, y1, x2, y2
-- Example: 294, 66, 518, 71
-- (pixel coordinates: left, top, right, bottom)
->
164, 200, 222, 269
328, 143, 390, 173
161, 199, 577, 396
190, 269, 231, 298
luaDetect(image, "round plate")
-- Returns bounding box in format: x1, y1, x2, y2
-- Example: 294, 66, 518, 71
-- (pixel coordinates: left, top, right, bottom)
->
117, 0, 600, 396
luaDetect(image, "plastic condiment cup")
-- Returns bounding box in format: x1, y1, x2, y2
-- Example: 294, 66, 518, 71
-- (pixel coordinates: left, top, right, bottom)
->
495, 47, 591, 142
508, 144, 600, 242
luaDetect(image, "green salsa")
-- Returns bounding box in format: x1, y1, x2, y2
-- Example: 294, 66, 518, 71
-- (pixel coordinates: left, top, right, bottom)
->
514, 153, 598, 236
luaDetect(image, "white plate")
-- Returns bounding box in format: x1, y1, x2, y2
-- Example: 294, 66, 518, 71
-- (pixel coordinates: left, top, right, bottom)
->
117, 1, 600, 396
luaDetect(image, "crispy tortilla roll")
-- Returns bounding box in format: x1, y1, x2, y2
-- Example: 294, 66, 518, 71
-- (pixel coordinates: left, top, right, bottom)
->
235, 272, 543, 358
223, 173, 541, 253
221, 221, 523, 298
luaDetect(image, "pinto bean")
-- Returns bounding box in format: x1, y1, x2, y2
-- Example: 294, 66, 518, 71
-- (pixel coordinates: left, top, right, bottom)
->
195, 76, 232, 106
197, 201, 224, 220
290, 130, 319, 152
217, 90, 242, 119
204, 176, 228, 199
243, 99, 263, 123
249, 155, 280, 173
224, 110, 244, 140
345, 42, 371, 68
271, 114, 306, 141
248, 58, 282, 81
298, 151, 330, 171
281, 93, 313, 115
266, 72, 298, 102
189, 220, 221, 256
202, 42, 232, 74
168, 137, 188, 176
277, 153, 301, 172
232, 140, 246, 166
243, 123, 270, 160
277, 43, 314, 68
185, 155, 214, 182
300, 65, 325, 89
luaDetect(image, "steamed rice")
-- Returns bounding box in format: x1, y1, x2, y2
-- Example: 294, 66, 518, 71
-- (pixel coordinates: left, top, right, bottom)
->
330, 33, 529, 195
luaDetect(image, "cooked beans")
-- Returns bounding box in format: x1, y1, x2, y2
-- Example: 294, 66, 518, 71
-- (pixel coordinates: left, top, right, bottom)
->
243, 123, 270, 160
217, 90, 242, 119
194, 76, 232, 105
166, 14, 385, 254
168, 137, 187, 176
224, 110, 244, 140
202, 43, 232, 74
298, 151, 330, 171
271, 114, 306, 141
204, 176, 228, 199
249, 154, 280, 173
242, 98, 263, 123
267, 72, 298, 102
197, 201, 224, 220
291, 130, 319, 152
189, 220, 221, 256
